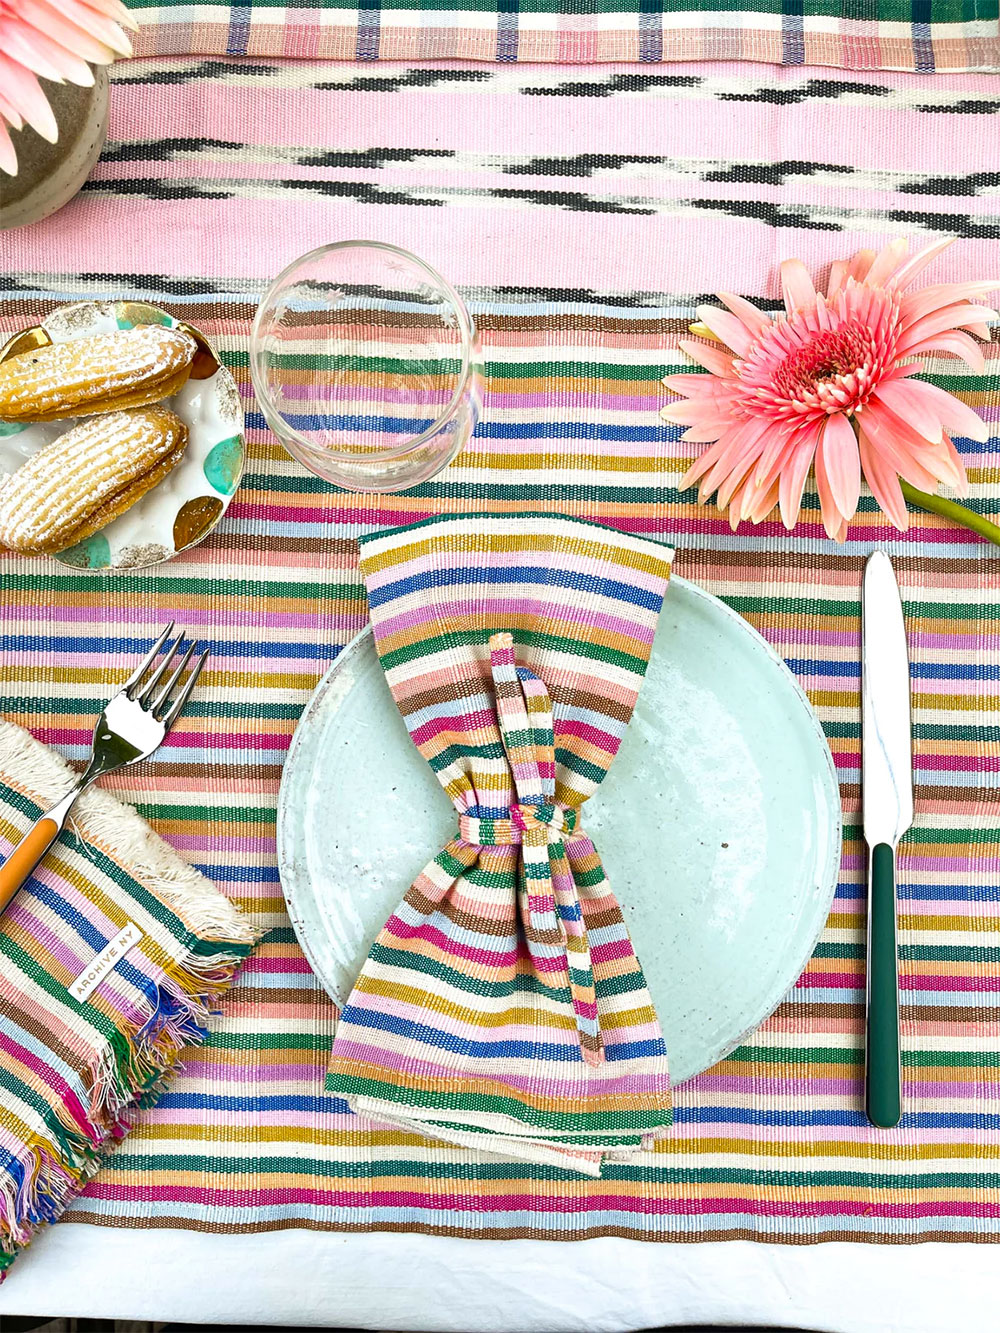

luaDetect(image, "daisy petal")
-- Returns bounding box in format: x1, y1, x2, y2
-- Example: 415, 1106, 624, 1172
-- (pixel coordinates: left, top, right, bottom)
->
778, 436, 819, 531
826, 260, 849, 301
889, 237, 954, 291
848, 249, 877, 283
813, 454, 848, 541
817, 413, 862, 521
717, 293, 770, 337
0, 61, 56, 141
81, 0, 140, 33
863, 238, 910, 289
899, 282, 1000, 326
859, 429, 909, 532
678, 338, 736, 377
3, 22, 95, 83
897, 304, 998, 354
780, 259, 817, 315
935, 435, 970, 497
694, 305, 753, 358
662, 373, 713, 394
861, 400, 948, 493
903, 331, 986, 374
886, 378, 988, 443
871, 381, 945, 443
747, 480, 780, 524
18, 0, 122, 65
34, 0, 133, 55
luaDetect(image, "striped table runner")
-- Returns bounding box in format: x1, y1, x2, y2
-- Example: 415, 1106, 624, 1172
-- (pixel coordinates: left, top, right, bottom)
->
0, 58, 998, 1243
130, 0, 1000, 72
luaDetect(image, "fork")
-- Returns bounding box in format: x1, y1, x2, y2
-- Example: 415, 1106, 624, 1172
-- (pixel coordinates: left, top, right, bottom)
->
0, 623, 209, 915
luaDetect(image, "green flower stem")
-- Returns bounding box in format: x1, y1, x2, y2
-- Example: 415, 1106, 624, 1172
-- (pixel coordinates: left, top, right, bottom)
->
900, 480, 1000, 548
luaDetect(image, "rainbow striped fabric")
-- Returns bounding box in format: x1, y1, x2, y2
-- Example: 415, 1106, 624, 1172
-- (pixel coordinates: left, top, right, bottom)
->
0, 58, 998, 1246
130, 0, 1000, 73
0, 719, 256, 1276
327, 515, 674, 1172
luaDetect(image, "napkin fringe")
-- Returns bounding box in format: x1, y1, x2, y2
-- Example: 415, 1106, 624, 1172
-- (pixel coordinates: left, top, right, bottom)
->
0, 719, 256, 945
0, 719, 259, 1275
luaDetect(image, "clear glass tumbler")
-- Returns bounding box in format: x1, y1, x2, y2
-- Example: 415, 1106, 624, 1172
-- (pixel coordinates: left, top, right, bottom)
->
249, 241, 483, 492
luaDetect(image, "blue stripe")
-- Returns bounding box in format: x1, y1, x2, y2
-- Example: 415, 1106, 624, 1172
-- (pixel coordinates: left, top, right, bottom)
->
155, 1093, 350, 1113
26, 880, 158, 1006
339, 1003, 667, 1063
245, 411, 667, 443
367, 563, 663, 612
787, 659, 1000, 683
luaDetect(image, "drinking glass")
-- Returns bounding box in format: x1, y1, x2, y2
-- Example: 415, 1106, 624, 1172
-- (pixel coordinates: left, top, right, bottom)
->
249, 242, 483, 492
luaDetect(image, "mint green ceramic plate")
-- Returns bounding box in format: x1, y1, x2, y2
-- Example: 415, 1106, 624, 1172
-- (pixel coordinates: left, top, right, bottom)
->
278, 577, 841, 1084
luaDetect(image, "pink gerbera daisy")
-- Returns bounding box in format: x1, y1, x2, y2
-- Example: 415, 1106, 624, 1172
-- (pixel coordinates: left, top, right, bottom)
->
0, 0, 138, 176
662, 237, 998, 541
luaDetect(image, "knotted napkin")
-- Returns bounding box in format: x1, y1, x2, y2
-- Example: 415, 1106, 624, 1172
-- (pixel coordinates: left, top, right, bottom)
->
0, 718, 257, 1277
326, 513, 675, 1173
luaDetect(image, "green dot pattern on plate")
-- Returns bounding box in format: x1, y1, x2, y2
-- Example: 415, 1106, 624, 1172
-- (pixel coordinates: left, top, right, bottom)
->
59, 532, 111, 569
116, 302, 175, 330
204, 435, 244, 496
0, 421, 27, 437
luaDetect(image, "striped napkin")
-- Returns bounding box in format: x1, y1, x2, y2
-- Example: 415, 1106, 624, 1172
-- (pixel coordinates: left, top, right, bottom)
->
326, 514, 675, 1174
0, 718, 257, 1277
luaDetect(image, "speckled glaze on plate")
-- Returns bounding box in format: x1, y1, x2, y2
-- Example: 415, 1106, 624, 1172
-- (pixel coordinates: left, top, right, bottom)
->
278, 576, 842, 1084
0, 300, 244, 570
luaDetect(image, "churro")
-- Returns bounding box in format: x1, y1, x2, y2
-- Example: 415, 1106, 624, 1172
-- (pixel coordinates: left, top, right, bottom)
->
0, 406, 189, 554
0, 326, 196, 422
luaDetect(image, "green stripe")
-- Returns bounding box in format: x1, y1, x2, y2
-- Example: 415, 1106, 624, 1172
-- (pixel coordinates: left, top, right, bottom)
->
106, 1155, 1000, 1192
378, 628, 649, 676
326, 1072, 671, 1132
724, 1045, 998, 1068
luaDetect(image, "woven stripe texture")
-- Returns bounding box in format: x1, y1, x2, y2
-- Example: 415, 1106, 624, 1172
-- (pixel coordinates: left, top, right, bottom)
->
132, 0, 1000, 72
0, 721, 256, 1275
0, 57, 998, 1244
327, 515, 674, 1171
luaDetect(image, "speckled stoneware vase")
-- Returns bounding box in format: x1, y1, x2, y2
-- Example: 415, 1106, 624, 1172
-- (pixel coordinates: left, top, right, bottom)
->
0, 70, 109, 232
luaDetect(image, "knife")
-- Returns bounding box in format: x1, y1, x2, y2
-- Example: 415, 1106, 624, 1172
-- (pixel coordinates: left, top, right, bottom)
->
862, 551, 913, 1129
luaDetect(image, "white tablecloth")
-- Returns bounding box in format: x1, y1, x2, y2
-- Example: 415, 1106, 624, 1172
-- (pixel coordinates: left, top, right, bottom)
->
0, 1228, 993, 1330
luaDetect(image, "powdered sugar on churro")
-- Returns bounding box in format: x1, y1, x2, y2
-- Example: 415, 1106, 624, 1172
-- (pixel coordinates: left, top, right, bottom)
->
0, 327, 196, 421
0, 406, 188, 553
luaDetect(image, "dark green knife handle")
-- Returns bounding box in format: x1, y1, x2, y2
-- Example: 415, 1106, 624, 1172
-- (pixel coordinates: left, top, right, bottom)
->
866, 842, 901, 1129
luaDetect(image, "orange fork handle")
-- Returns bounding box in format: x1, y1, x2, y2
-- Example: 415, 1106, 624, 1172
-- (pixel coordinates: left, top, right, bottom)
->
0, 817, 61, 913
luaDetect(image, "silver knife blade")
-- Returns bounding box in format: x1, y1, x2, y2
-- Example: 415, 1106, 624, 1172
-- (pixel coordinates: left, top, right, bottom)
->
862, 551, 913, 848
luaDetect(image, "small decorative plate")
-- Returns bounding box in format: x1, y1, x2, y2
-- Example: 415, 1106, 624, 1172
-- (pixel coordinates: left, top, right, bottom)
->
0, 300, 245, 570
277, 576, 843, 1085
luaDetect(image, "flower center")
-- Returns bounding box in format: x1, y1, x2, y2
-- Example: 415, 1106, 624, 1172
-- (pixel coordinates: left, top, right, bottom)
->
772, 326, 874, 414
734, 290, 902, 426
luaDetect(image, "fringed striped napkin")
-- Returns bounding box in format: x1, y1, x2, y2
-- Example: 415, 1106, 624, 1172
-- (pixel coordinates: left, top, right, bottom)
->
327, 514, 675, 1174
0, 718, 257, 1277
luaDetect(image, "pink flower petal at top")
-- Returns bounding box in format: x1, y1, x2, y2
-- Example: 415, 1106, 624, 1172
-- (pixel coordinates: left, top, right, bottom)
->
662, 237, 999, 541
0, 0, 135, 175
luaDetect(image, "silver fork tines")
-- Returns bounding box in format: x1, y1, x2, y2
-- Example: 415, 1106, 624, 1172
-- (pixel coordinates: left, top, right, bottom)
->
123, 621, 175, 698
162, 648, 210, 725
0, 624, 211, 916
131, 630, 210, 721
149, 640, 198, 716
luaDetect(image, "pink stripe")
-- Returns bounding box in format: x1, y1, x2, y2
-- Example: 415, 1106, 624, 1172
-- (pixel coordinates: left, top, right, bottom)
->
79, 1182, 1000, 1218
375, 600, 656, 646
0, 1031, 96, 1140
333, 1037, 667, 1098
106, 68, 1000, 177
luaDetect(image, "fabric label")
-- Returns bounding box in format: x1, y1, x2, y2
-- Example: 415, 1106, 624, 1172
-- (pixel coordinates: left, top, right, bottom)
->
69, 922, 144, 1002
